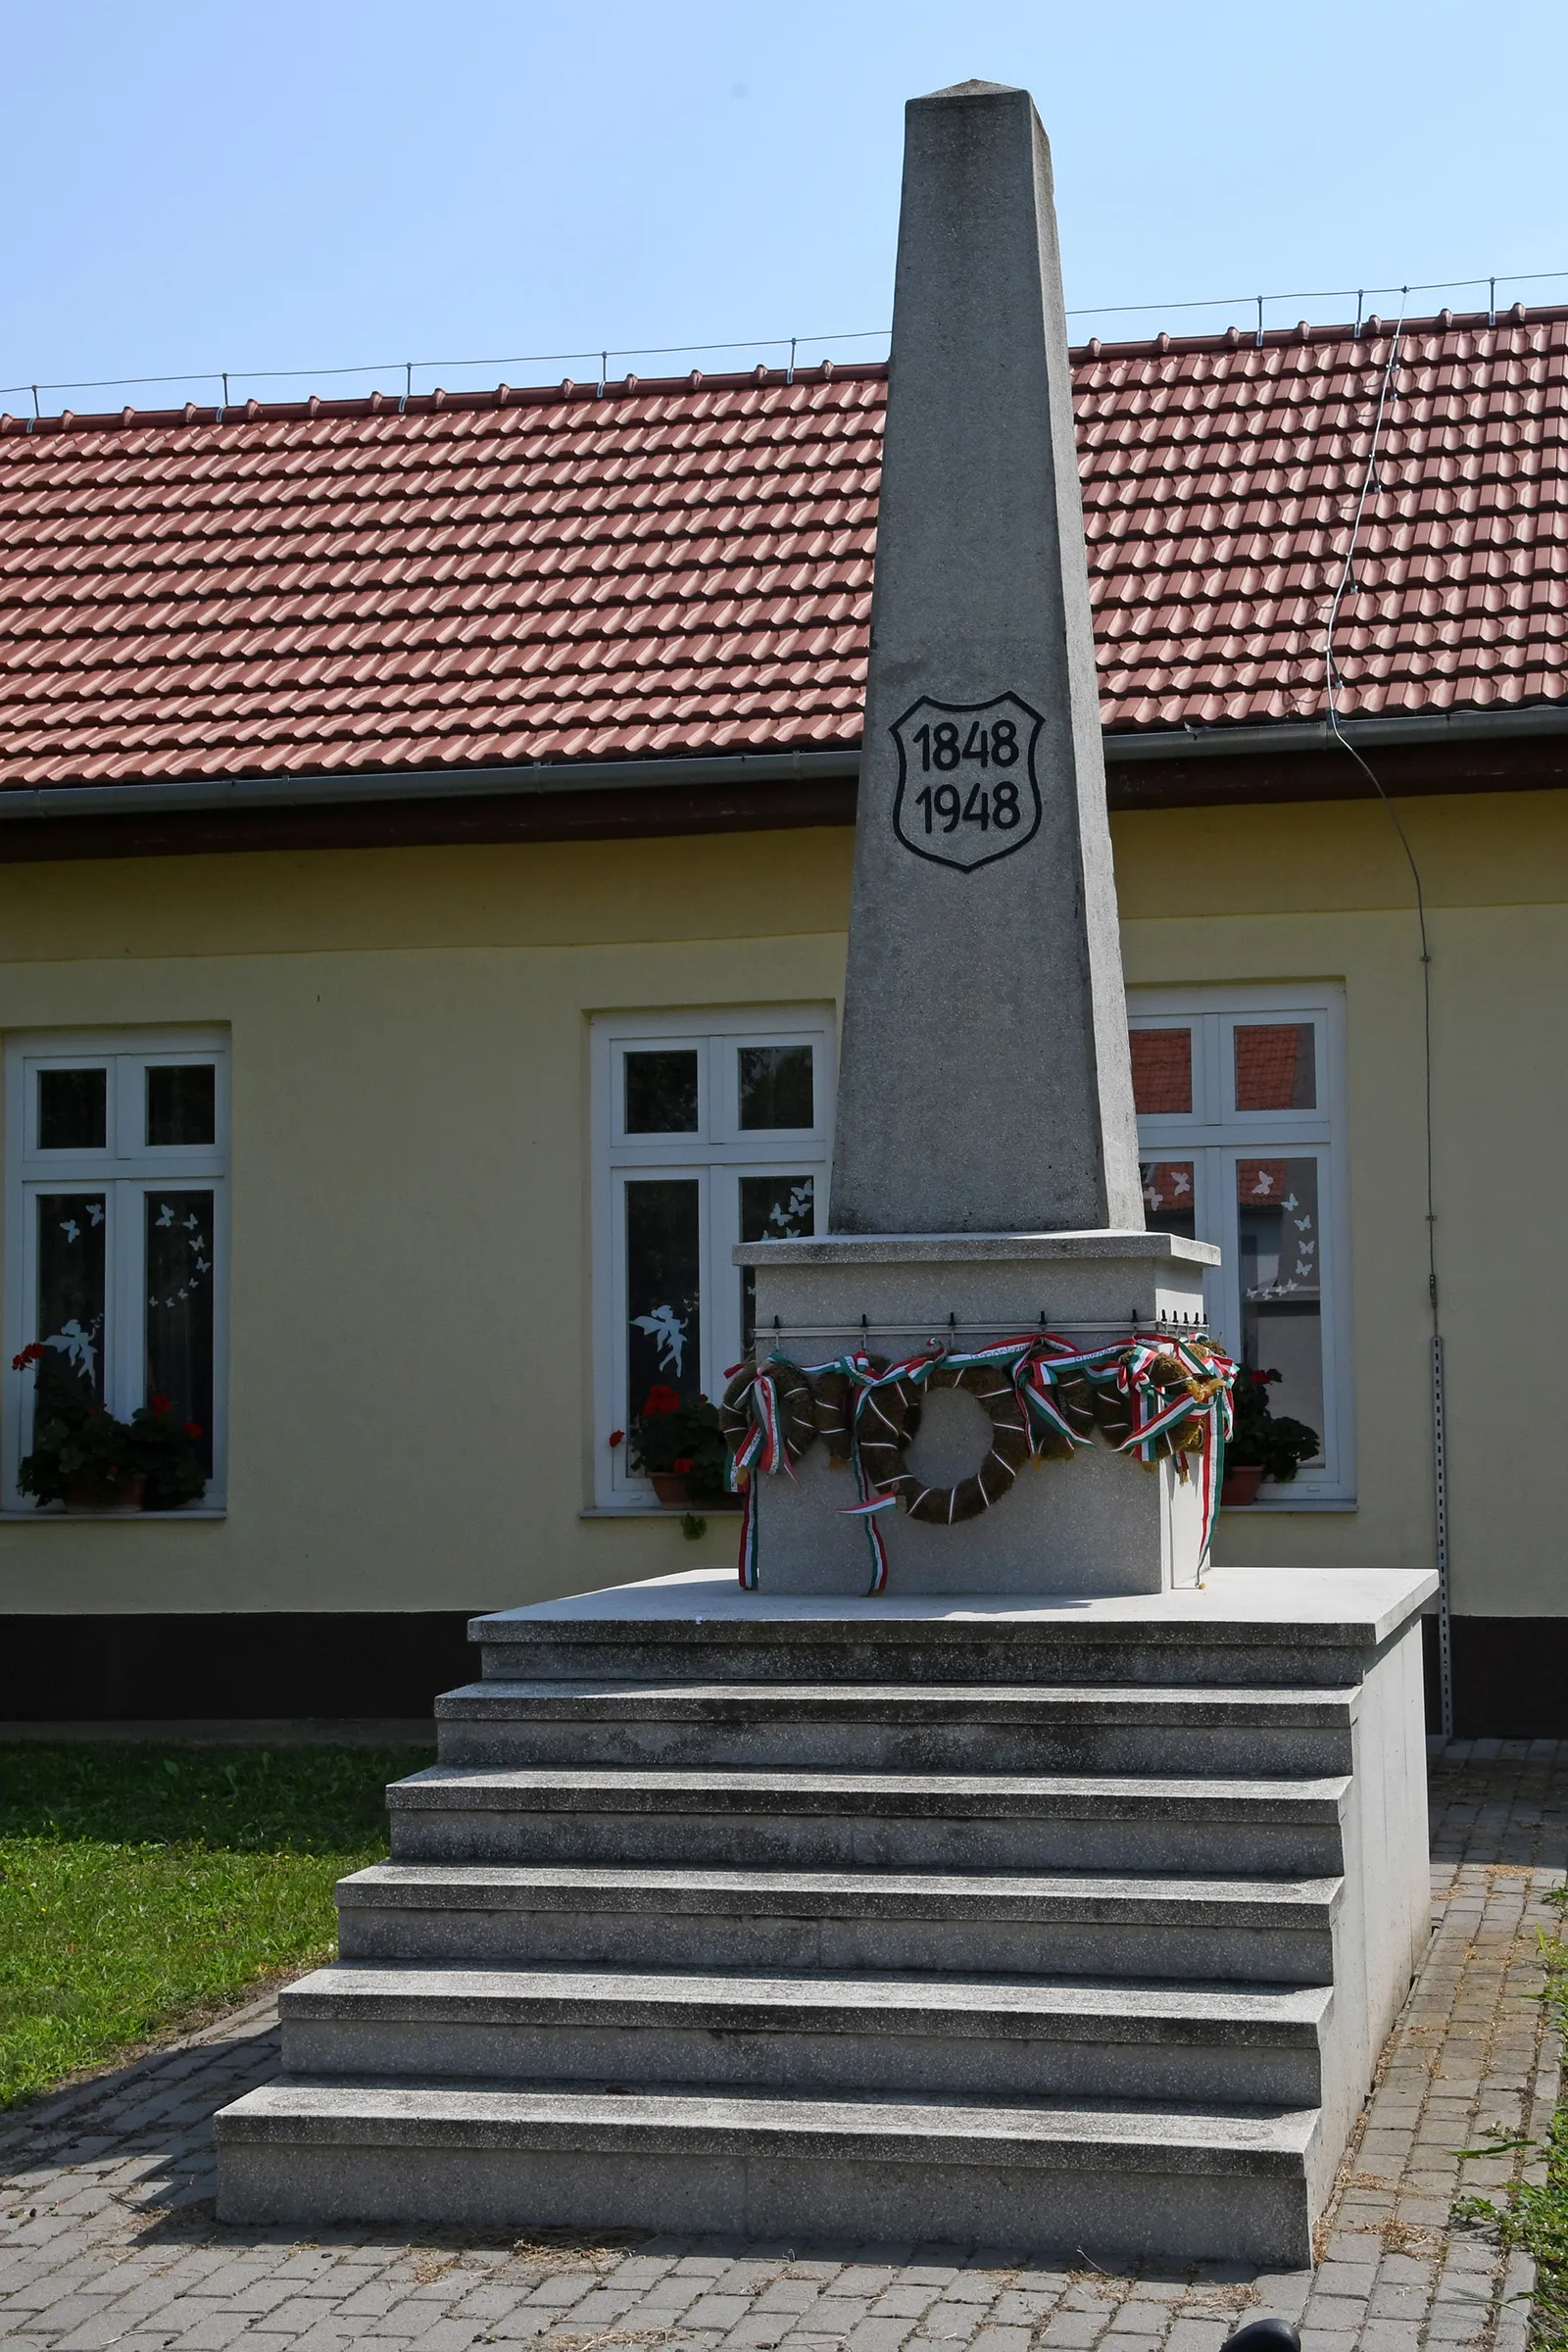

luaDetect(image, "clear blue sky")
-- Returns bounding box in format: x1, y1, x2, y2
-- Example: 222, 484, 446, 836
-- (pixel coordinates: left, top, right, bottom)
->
4, 0, 1565, 414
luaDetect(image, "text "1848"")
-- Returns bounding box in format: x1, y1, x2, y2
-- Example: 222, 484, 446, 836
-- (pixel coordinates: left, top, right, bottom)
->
912, 719, 1021, 835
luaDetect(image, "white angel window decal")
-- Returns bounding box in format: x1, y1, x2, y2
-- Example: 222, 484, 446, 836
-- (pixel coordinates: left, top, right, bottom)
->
632, 1303, 687, 1375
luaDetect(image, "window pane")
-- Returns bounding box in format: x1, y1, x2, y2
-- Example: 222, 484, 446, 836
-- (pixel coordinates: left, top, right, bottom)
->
625, 1179, 701, 1421
145, 1191, 216, 1475
1235, 1023, 1316, 1111
147, 1064, 216, 1148
1237, 1155, 1325, 1465
36, 1193, 107, 1403
738, 1045, 813, 1130
1140, 1159, 1196, 1241
38, 1069, 107, 1151
1129, 1029, 1193, 1115
739, 1173, 815, 1353
624, 1051, 699, 1134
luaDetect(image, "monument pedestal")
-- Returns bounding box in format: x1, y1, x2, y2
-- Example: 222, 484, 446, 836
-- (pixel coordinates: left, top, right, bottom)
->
738, 1228, 1219, 1595
215, 1566, 1436, 2267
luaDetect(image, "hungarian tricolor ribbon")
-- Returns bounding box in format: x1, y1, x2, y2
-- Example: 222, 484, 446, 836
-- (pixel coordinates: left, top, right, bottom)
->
811, 1346, 939, 1593
724, 1330, 1237, 1593
725, 1355, 805, 1591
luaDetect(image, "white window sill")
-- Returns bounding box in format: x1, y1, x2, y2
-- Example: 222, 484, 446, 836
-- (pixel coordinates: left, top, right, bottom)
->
0, 1506, 227, 1522
1223, 1495, 1356, 1513
582, 1504, 741, 1521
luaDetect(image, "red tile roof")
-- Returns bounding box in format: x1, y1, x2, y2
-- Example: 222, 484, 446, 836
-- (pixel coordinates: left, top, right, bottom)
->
0, 306, 1564, 792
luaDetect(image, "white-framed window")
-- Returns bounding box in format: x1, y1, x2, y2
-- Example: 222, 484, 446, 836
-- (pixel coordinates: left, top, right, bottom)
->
1128, 985, 1354, 1505
4, 1029, 229, 1511
591, 1008, 836, 1509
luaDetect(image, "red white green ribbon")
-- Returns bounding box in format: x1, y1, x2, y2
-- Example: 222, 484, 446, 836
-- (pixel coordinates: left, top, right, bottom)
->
725, 1332, 1236, 1593
807, 1347, 938, 1593
724, 1356, 804, 1590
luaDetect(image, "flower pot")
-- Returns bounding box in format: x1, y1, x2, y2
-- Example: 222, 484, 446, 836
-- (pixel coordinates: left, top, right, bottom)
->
62, 1474, 147, 1515
1220, 1461, 1265, 1507
649, 1471, 691, 1508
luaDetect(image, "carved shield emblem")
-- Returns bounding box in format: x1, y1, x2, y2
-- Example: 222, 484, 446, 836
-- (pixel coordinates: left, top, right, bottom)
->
890, 693, 1044, 872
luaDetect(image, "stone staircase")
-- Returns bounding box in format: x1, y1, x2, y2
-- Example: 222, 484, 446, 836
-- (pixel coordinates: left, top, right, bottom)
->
215, 1570, 1432, 2267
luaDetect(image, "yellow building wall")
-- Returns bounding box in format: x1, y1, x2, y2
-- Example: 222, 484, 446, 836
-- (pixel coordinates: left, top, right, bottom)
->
0, 787, 1562, 1622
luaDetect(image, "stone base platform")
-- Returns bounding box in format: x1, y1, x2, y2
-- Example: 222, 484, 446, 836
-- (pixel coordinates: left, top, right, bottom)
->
215, 1565, 1435, 2267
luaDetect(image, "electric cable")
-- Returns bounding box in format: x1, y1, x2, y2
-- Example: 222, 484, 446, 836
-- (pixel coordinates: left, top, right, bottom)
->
1319, 295, 1453, 1739
4, 264, 1566, 415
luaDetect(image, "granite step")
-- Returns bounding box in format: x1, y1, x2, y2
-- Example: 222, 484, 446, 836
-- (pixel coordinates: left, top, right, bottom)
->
386, 1766, 1350, 1876
336, 1860, 1344, 1983
434, 1680, 1357, 1776
470, 1600, 1382, 1693
279, 1963, 1332, 2105
214, 2080, 1319, 2266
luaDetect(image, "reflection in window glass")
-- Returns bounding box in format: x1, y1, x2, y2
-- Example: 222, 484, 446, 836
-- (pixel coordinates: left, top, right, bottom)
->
147, 1065, 217, 1148
1235, 1023, 1316, 1111
145, 1190, 216, 1475
739, 1173, 815, 1352
624, 1051, 700, 1134
36, 1193, 107, 1404
1237, 1155, 1324, 1462
625, 1179, 701, 1422
38, 1069, 107, 1152
1140, 1159, 1196, 1241
738, 1045, 813, 1130
1130, 1030, 1193, 1115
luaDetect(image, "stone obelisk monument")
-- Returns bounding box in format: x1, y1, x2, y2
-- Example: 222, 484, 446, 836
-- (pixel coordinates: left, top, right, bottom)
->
214, 84, 1437, 2265
738, 79, 1217, 1594
832, 80, 1142, 1240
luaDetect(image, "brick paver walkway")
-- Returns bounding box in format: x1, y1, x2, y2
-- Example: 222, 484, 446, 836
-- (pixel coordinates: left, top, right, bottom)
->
2, 1745, 1563, 2352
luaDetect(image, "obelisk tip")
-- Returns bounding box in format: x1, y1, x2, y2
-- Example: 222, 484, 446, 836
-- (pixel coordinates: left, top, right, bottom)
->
918, 78, 1022, 100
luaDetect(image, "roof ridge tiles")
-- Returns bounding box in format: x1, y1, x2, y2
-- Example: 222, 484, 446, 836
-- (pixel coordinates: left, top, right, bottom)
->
2, 309, 1565, 780
4, 309, 1560, 446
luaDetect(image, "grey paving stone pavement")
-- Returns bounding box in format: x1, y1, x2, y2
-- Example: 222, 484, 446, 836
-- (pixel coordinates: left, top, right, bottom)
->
1, 1744, 1562, 2352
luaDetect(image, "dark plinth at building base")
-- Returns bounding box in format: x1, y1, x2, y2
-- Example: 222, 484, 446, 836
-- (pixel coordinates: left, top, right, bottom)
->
0, 1612, 477, 1724
1420, 1615, 1568, 1737
0, 1611, 1563, 1735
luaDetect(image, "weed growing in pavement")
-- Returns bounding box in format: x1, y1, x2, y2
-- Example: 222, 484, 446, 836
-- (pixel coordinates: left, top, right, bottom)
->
1452, 1889, 1568, 2352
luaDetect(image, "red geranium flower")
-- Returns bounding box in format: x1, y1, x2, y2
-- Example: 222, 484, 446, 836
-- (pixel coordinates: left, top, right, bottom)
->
671, 1455, 695, 1475
11, 1342, 47, 1371
608, 1428, 625, 1448
182, 1421, 203, 1440
151, 1393, 172, 1415
644, 1385, 681, 1416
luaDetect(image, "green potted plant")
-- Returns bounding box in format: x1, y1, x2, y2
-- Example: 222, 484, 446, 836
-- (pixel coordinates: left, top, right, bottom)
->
619, 1384, 735, 1509
13, 1343, 208, 1512
1221, 1364, 1320, 1503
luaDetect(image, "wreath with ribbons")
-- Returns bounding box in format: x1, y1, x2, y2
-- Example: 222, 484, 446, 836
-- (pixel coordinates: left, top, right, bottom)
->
720, 1331, 1237, 1594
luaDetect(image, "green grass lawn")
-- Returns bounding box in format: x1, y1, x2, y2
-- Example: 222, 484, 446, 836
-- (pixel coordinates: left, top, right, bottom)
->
0, 1741, 432, 2111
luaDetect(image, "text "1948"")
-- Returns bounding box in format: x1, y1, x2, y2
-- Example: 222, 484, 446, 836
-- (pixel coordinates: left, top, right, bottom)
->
911, 718, 1021, 835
